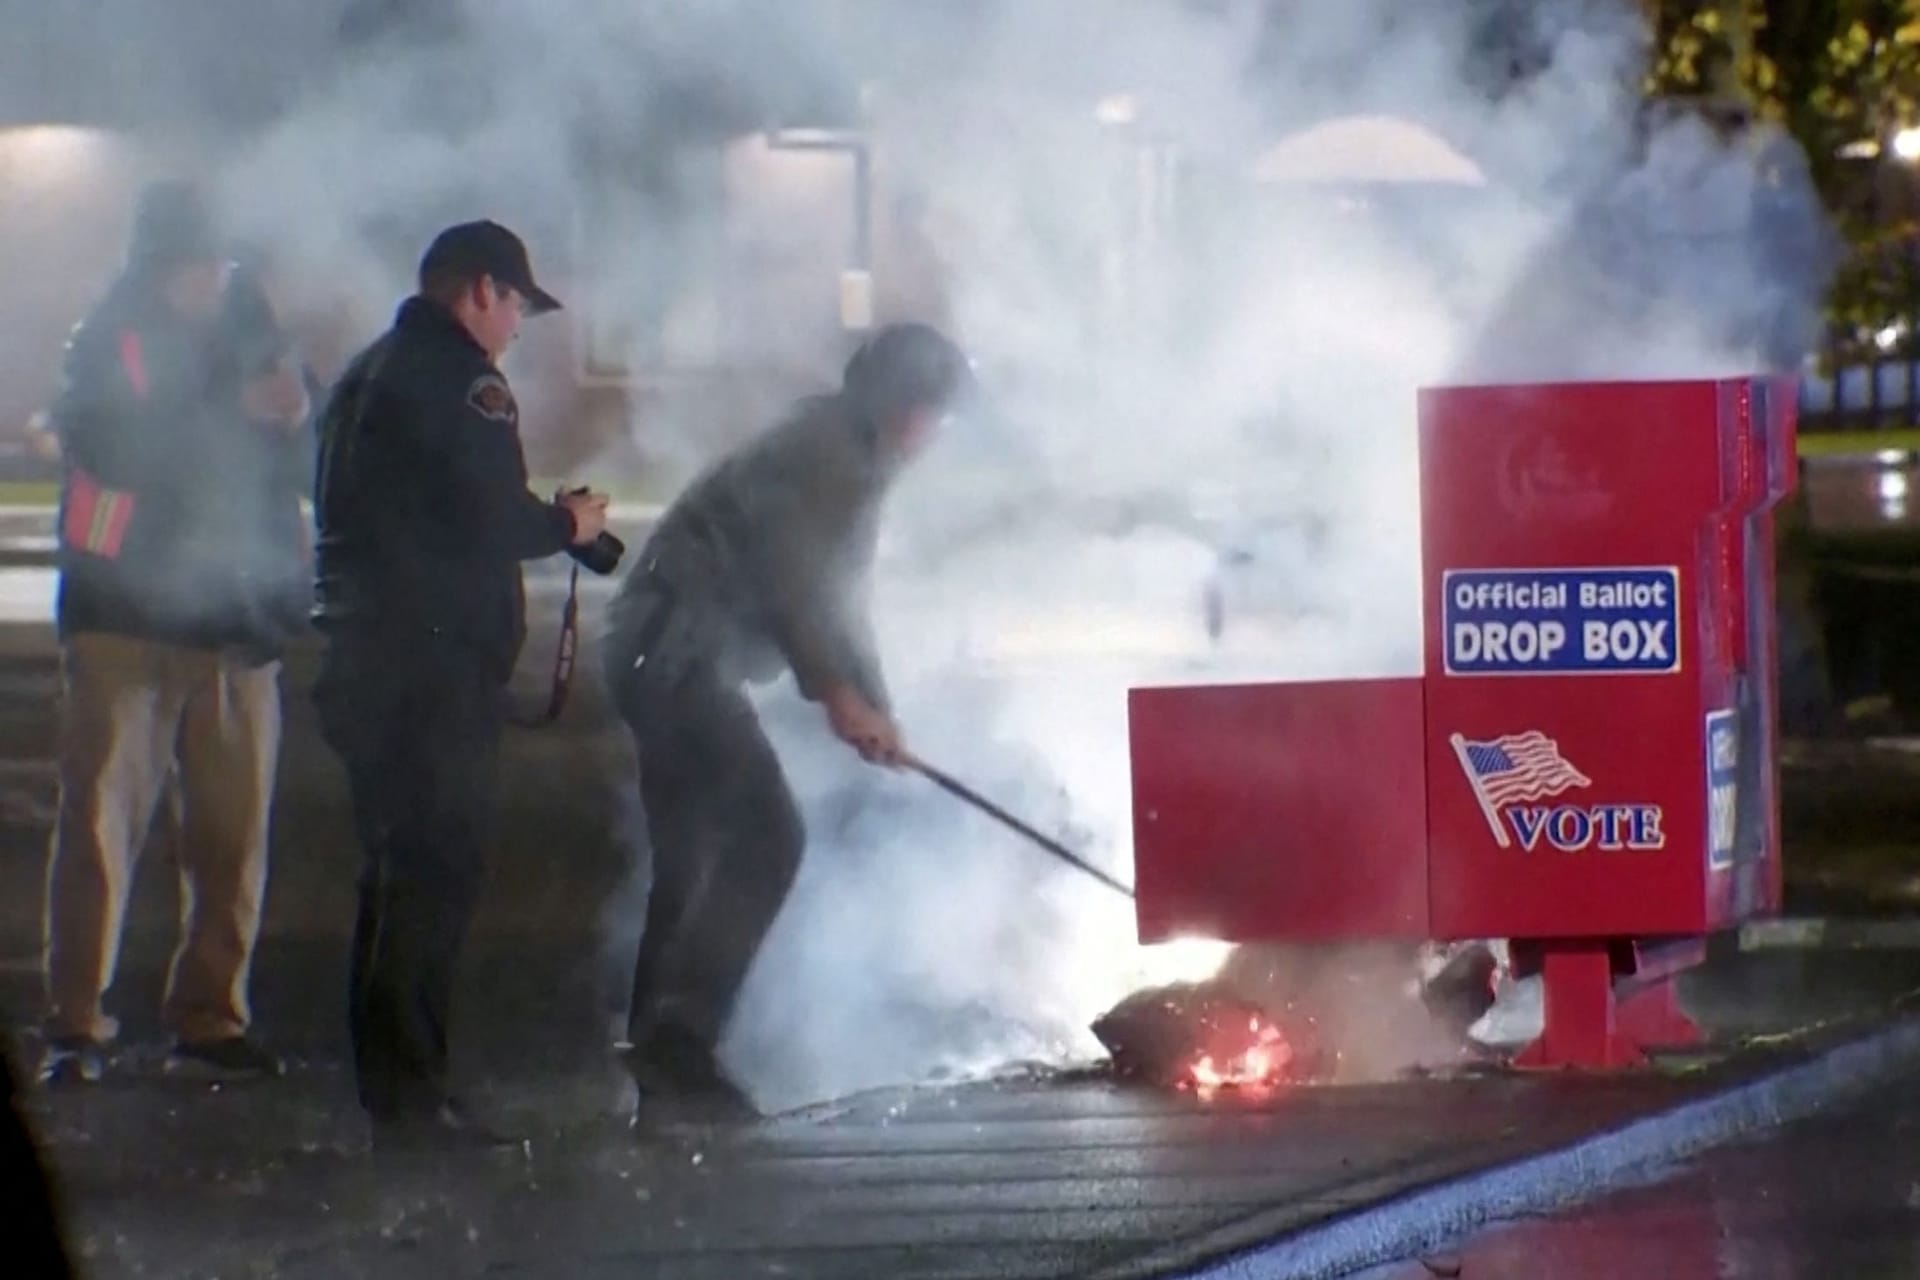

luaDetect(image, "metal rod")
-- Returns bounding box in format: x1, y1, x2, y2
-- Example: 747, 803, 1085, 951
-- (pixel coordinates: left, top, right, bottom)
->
852, 143, 872, 272
902, 754, 1136, 900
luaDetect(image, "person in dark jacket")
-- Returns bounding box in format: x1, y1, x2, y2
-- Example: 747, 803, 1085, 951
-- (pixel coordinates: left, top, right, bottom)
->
312, 220, 609, 1147
604, 322, 972, 1113
41, 180, 310, 1086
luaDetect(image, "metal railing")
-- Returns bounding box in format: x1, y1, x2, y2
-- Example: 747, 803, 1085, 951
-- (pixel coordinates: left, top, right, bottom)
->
1802, 224, 1920, 439
1800, 346, 1920, 435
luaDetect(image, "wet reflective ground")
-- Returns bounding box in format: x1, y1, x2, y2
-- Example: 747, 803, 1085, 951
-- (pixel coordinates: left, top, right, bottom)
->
13, 946, 1920, 1280
1363, 1077, 1920, 1280
1801, 455, 1920, 532
16, 1050, 1704, 1280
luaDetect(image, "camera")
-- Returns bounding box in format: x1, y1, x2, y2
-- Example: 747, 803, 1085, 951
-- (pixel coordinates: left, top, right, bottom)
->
560, 486, 625, 576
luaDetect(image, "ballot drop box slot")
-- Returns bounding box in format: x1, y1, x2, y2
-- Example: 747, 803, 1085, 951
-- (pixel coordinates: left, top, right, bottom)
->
1129, 378, 1795, 1069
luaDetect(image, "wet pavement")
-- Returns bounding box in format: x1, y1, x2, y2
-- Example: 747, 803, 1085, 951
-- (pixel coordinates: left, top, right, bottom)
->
1359, 1075, 1920, 1280
7, 1036, 1893, 1280
1801, 455, 1920, 534
11, 942, 1920, 1280
20, 1067, 1631, 1279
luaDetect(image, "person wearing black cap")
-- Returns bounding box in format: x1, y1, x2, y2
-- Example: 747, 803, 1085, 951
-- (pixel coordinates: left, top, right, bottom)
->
603, 322, 973, 1114
311, 220, 609, 1147
40, 179, 310, 1087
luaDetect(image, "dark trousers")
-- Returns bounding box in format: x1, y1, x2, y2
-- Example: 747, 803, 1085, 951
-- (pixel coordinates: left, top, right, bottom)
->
314, 637, 502, 1121
620, 666, 803, 1066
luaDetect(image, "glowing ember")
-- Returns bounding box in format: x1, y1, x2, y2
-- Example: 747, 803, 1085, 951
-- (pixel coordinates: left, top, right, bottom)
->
1092, 979, 1321, 1090
1185, 1015, 1293, 1091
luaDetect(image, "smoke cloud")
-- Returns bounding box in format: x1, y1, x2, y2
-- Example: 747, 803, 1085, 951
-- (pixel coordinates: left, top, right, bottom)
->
119, 0, 1837, 1106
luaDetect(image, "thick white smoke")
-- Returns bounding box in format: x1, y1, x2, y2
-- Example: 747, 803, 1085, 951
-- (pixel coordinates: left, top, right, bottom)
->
191, 0, 1833, 1107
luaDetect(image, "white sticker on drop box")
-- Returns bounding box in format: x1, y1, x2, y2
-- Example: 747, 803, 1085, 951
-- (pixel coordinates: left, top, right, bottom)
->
1705, 708, 1738, 870
1443, 567, 1681, 677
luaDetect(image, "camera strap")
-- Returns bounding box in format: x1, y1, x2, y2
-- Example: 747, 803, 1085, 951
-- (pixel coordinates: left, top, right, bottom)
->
513, 561, 580, 728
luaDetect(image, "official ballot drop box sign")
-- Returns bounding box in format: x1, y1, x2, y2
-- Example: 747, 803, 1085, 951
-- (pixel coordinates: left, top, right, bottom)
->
1442, 569, 1680, 676
1128, 377, 1792, 950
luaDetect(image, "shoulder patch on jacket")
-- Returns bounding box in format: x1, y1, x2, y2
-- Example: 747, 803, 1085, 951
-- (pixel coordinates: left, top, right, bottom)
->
466, 373, 516, 423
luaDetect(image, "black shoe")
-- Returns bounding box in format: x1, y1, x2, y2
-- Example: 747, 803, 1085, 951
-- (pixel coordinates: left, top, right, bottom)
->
166, 1036, 286, 1080
621, 1021, 715, 1091
372, 1100, 522, 1154
38, 1035, 107, 1087
620, 1027, 761, 1120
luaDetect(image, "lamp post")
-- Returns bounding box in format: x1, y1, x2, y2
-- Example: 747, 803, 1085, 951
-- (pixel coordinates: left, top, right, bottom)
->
764, 125, 874, 334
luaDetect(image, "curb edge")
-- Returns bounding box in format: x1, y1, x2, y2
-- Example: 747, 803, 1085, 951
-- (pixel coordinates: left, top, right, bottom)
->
1143, 1015, 1920, 1280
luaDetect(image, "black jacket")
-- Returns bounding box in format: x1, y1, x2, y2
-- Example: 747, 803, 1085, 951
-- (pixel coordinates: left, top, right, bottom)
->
51, 272, 309, 660
312, 297, 575, 684
606, 393, 894, 711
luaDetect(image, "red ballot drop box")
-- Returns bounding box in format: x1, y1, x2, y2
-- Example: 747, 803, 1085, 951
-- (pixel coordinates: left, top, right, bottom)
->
1130, 378, 1796, 1068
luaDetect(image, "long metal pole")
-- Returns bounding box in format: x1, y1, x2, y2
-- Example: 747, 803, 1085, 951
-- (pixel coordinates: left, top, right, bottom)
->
902, 754, 1136, 900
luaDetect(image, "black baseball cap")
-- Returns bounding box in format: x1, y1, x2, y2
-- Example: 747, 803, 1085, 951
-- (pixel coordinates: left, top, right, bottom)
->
417, 220, 562, 314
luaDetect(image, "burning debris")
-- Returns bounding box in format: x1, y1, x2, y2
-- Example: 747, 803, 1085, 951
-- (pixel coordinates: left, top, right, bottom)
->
1091, 979, 1325, 1093
1090, 942, 1514, 1092
1416, 941, 1501, 1038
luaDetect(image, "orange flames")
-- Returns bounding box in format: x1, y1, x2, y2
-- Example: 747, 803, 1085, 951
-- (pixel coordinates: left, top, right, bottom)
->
1183, 1015, 1294, 1092
1092, 979, 1320, 1092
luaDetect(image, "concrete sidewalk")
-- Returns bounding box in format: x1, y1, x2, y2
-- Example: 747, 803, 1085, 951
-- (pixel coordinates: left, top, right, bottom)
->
16, 967, 1920, 1280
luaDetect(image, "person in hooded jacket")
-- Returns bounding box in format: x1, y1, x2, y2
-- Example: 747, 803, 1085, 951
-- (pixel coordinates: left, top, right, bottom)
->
40, 180, 309, 1086
604, 322, 973, 1112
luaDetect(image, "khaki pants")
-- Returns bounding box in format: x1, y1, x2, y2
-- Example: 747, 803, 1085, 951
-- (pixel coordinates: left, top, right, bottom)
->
43, 633, 282, 1044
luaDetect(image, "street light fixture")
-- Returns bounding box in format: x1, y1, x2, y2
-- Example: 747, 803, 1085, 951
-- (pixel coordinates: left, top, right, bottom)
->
1095, 94, 1138, 127
766, 127, 863, 150
1893, 126, 1920, 163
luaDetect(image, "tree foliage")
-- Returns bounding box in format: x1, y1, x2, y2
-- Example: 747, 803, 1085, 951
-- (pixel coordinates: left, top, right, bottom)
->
1643, 1, 1920, 345
1646, 0, 1920, 345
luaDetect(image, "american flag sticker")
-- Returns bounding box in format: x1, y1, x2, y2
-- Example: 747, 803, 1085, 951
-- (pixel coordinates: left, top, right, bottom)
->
1450, 731, 1592, 849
